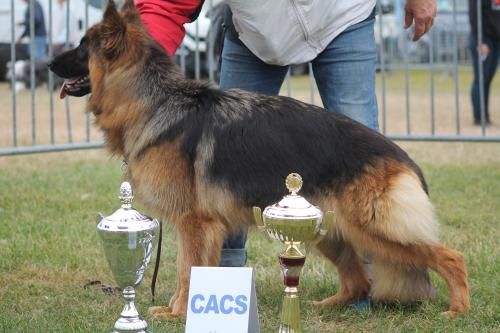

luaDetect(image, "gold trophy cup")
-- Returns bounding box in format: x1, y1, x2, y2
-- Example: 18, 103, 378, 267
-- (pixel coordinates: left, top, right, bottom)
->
253, 173, 334, 333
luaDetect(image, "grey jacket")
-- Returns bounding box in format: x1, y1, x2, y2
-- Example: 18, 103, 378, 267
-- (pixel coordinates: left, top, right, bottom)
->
226, 0, 377, 65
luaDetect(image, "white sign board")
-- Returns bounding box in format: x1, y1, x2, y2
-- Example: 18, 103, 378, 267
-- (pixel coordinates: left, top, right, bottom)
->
185, 267, 260, 333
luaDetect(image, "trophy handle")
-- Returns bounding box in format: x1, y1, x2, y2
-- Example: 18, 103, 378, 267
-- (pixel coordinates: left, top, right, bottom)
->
311, 210, 334, 245
252, 206, 266, 232
96, 212, 105, 225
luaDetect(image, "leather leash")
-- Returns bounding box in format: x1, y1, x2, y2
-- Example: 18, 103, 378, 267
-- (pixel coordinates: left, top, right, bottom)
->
151, 219, 163, 303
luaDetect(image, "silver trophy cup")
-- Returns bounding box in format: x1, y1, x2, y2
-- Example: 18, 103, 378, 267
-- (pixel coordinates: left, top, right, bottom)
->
96, 181, 159, 333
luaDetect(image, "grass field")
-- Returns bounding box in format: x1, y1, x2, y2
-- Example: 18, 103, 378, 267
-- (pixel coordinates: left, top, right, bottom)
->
0, 142, 499, 332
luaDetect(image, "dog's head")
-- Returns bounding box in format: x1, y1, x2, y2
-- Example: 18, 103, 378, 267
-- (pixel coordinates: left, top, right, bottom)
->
48, 0, 145, 99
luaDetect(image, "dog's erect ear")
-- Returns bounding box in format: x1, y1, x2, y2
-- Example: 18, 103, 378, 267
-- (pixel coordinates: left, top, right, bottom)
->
101, 0, 127, 58
121, 0, 136, 12
121, 0, 141, 23
103, 0, 121, 23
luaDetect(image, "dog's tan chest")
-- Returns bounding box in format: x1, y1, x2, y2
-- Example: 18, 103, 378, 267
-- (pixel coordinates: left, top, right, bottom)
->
126, 142, 196, 222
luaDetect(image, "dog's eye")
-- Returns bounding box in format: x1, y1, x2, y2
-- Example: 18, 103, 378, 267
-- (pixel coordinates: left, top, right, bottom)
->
76, 43, 89, 60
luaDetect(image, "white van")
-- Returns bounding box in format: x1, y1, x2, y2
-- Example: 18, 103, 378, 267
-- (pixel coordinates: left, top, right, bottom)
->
0, 0, 103, 80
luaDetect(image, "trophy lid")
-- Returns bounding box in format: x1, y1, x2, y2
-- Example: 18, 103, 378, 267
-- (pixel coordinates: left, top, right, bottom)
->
97, 181, 157, 232
263, 173, 323, 221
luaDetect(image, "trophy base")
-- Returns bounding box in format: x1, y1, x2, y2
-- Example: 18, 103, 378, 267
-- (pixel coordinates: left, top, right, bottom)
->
112, 287, 150, 333
113, 317, 149, 333
279, 292, 301, 333
279, 325, 300, 333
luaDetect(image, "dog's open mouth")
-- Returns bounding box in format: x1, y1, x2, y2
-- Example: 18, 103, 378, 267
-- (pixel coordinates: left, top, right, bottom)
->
60, 76, 90, 99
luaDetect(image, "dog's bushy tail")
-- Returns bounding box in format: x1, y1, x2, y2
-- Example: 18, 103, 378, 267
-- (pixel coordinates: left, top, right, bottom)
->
365, 169, 438, 303
371, 261, 436, 303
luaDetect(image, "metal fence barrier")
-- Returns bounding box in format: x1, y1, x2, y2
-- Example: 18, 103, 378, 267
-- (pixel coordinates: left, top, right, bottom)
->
0, 0, 499, 156
1, 0, 98, 156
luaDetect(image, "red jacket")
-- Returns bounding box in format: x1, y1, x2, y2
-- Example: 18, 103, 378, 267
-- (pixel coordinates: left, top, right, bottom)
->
136, 0, 203, 56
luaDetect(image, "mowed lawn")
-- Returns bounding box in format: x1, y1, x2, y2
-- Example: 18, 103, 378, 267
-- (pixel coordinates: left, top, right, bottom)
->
0, 142, 499, 332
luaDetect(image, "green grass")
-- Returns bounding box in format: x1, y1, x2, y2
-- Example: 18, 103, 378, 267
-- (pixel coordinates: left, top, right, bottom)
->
0, 145, 499, 332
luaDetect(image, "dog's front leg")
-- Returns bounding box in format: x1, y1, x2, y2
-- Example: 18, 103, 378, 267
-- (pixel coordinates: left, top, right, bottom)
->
149, 211, 225, 320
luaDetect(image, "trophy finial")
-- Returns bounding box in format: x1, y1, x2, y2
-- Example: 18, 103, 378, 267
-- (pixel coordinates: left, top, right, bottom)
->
119, 181, 134, 208
285, 173, 303, 195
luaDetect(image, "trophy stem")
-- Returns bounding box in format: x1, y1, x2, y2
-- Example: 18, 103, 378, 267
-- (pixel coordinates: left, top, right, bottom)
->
113, 286, 148, 333
279, 289, 301, 333
278, 245, 305, 333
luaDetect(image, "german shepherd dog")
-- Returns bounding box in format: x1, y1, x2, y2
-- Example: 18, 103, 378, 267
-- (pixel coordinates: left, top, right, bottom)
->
49, 0, 470, 319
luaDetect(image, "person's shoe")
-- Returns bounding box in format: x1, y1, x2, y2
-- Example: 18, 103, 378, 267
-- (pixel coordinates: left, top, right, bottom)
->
474, 119, 492, 126
350, 297, 371, 311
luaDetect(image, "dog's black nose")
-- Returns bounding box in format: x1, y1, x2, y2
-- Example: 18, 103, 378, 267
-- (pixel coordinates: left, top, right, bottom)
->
47, 61, 53, 69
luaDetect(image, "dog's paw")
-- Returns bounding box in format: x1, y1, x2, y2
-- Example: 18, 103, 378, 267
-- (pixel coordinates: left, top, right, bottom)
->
440, 310, 458, 319
312, 300, 325, 308
148, 306, 172, 321
164, 311, 186, 319
148, 305, 187, 320
312, 298, 343, 308
312, 293, 351, 308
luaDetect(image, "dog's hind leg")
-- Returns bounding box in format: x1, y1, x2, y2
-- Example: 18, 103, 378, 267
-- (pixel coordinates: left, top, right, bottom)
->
424, 245, 470, 318
313, 234, 371, 307
366, 241, 469, 317
338, 168, 470, 316
149, 210, 226, 320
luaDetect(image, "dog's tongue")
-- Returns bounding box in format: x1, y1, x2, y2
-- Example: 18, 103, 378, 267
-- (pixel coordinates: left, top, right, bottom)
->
59, 82, 67, 99
60, 78, 78, 99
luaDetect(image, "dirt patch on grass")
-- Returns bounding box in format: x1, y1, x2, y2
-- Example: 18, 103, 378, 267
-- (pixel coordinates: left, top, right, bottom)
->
0, 83, 102, 147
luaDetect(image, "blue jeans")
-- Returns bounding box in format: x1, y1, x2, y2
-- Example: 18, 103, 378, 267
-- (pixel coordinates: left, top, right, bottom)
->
469, 35, 500, 124
33, 36, 47, 62
218, 13, 378, 267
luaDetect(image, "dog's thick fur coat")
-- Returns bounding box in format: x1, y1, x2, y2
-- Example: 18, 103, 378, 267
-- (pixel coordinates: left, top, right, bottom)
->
49, 0, 470, 319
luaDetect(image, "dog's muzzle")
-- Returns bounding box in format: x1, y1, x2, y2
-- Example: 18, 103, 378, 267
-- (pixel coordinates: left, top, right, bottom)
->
47, 61, 91, 99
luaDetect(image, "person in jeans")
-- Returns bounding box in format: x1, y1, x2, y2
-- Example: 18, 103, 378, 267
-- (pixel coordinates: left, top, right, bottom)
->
136, 0, 437, 304
17, 0, 47, 61
468, 0, 500, 126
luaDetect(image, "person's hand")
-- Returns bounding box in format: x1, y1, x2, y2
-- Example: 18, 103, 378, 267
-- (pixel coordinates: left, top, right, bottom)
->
404, 0, 437, 41
480, 43, 490, 60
